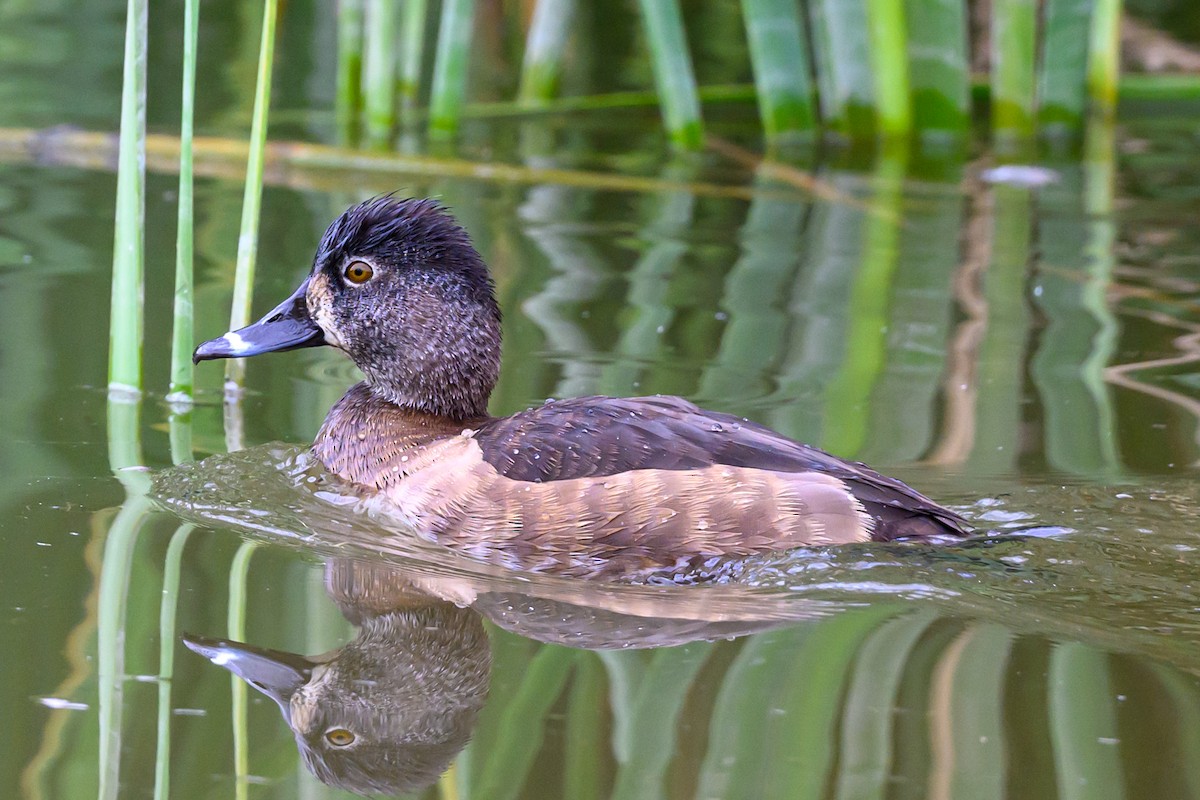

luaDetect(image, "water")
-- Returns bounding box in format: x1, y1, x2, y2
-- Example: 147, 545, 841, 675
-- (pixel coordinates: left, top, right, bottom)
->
4, 2, 1200, 799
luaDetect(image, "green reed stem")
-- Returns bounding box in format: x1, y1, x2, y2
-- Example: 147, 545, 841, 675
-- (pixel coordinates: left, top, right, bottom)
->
97, 388, 150, 800
225, 0, 278, 392
970, 183, 1033, 474
610, 644, 712, 800
168, 0, 200, 403
696, 172, 807, 403
168, 408, 193, 466
809, 0, 875, 139
906, 0, 969, 137
635, 0, 704, 150
518, 0, 576, 106
472, 645, 576, 800
833, 612, 936, 797
99, 393, 150, 800
399, 0, 429, 116
335, 0, 364, 140
694, 628, 814, 797
429, 0, 477, 138
597, 651, 645, 764
865, 0, 911, 139
228, 542, 258, 800
97, 494, 151, 800
755, 606, 900, 798
1150, 664, 1200, 798
1031, 124, 1120, 476
153, 524, 194, 800
939, 625, 1013, 797
1038, 0, 1091, 135
739, 0, 815, 143
1087, 0, 1122, 121
563, 655, 606, 800
1118, 73, 1200, 101
821, 143, 906, 458
363, 0, 398, 145
1080, 119, 1121, 470
1048, 644, 1125, 800
991, 0, 1038, 143
108, 0, 147, 393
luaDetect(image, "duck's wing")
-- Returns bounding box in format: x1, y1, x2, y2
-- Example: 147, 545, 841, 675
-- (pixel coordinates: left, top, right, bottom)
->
474, 396, 969, 541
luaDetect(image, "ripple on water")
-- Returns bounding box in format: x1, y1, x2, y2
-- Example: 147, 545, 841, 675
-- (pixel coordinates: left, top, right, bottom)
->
152, 446, 1200, 668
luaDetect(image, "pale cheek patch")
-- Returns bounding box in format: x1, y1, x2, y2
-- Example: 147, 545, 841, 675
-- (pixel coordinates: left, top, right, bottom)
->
307, 275, 347, 349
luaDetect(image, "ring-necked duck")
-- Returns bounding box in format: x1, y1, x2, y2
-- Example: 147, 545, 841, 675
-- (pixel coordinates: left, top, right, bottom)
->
195, 197, 969, 576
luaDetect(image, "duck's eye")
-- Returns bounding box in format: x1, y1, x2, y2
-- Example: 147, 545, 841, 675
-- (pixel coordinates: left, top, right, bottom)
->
343, 261, 374, 285
325, 728, 356, 747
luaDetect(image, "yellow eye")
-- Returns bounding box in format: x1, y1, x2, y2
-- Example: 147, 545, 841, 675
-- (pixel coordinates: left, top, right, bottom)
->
344, 261, 374, 284
325, 728, 356, 747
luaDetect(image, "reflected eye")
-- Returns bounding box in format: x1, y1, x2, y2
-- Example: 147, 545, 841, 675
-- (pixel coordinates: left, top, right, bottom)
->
325, 728, 356, 747
343, 261, 374, 285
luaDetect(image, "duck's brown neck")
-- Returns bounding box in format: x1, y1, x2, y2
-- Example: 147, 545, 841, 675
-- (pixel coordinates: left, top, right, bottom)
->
312, 382, 485, 488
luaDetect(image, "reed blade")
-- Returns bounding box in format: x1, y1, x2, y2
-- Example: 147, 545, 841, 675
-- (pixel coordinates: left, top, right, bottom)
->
866, 0, 912, 139
906, 0, 969, 137
96, 494, 151, 800
335, 0, 364, 141
399, 0, 429, 116
990, 0, 1038, 144
821, 145, 907, 458
224, 0, 278, 392
168, 0, 200, 403
834, 612, 937, 797
931, 625, 1013, 798
364, 0, 399, 145
108, 0, 147, 394
1030, 125, 1121, 476
739, 0, 815, 143
429, 0, 477, 138
635, 0, 704, 150
471, 645, 577, 800
1038, 0, 1091, 135
808, 0, 875, 139
754, 606, 900, 797
609, 644, 711, 799
1087, 0, 1123, 121
563, 655, 607, 800
694, 629, 815, 797
1048, 644, 1125, 800
970, 183, 1032, 474
696, 168, 809, 403
153, 525, 194, 800
228, 542, 258, 800
519, 0, 576, 106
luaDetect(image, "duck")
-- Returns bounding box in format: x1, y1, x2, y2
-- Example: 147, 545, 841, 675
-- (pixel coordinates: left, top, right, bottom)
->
194, 196, 970, 577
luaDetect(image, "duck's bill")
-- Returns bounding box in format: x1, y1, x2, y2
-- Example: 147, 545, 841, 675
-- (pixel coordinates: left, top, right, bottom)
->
183, 633, 314, 719
193, 278, 325, 363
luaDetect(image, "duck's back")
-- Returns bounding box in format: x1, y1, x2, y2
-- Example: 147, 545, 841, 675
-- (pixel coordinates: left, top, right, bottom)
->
472, 395, 968, 543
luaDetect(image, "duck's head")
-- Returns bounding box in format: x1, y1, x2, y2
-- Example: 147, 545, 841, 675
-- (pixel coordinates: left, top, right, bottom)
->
195, 197, 502, 419
182, 602, 491, 796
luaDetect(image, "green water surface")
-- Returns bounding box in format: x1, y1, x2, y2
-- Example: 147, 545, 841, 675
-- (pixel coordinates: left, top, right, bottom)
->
4, 2, 1200, 799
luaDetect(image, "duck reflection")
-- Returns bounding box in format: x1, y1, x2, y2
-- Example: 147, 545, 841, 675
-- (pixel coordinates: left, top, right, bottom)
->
185, 560, 490, 796
184, 555, 807, 794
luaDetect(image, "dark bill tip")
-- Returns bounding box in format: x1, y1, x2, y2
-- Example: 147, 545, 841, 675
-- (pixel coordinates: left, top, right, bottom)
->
183, 632, 315, 714
193, 277, 324, 364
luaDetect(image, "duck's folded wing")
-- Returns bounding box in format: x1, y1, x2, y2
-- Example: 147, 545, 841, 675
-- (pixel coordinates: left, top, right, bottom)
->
474, 395, 969, 540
